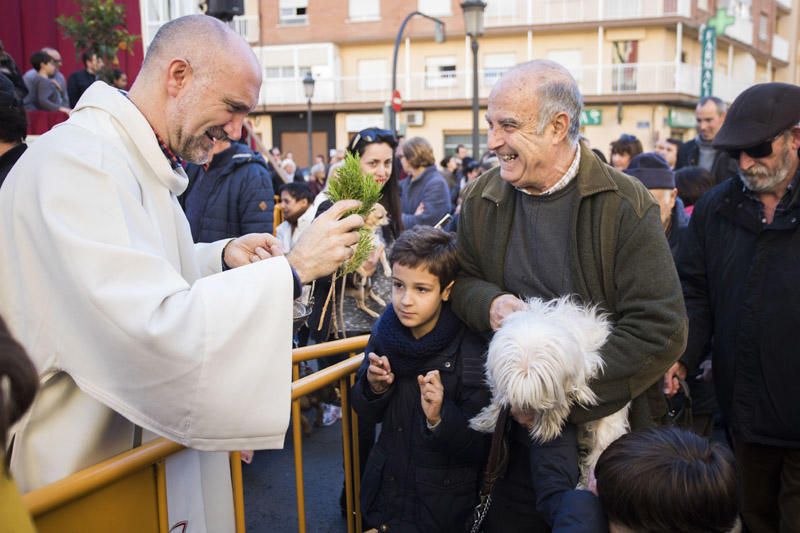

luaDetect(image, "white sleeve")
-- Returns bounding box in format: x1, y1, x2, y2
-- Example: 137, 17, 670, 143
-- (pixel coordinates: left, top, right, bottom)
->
14, 147, 293, 450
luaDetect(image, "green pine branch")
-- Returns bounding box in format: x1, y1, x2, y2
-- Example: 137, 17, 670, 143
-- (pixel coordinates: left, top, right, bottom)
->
326, 153, 383, 274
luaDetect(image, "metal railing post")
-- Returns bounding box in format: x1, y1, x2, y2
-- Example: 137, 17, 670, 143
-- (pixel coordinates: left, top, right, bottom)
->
292, 363, 307, 533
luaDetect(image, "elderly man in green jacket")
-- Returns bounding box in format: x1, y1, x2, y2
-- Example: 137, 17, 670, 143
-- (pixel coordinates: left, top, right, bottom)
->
452, 60, 687, 532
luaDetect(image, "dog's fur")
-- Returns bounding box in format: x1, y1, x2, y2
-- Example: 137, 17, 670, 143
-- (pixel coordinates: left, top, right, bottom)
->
470, 297, 629, 485
346, 203, 392, 318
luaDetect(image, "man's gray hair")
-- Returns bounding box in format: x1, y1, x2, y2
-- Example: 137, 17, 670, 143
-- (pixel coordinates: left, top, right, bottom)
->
534, 69, 583, 144
698, 96, 727, 115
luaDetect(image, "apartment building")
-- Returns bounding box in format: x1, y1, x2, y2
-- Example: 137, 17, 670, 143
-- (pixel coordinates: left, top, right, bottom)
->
141, 0, 800, 166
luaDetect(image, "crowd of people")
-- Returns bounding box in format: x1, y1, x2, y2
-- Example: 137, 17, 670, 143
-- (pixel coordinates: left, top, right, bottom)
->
1, 13, 798, 533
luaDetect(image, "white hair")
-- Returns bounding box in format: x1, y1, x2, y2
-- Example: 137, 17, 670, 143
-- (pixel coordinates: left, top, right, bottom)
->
470, 296, 610, 443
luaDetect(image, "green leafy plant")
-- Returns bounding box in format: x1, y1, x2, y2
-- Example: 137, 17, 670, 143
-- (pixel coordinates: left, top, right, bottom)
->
56, 0, 139, 83
326, 153, 383, 275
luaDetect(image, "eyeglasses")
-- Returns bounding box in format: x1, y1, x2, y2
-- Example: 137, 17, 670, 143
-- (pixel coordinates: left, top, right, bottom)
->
726, 134, 779, 160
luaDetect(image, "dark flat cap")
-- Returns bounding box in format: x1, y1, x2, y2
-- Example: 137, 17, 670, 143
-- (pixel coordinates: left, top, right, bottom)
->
713, 82, 800, 150
625, 152, 675, 189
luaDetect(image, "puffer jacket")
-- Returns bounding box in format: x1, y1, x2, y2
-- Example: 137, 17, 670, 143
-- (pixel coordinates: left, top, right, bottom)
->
181, 142, 274, 242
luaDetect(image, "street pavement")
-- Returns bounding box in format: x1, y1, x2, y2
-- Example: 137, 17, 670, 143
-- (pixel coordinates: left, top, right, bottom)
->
244, 420, 348, 532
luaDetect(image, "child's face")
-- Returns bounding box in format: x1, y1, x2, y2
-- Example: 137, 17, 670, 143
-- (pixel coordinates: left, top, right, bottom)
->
391, 262, 453, 339
280, 191, 309, 224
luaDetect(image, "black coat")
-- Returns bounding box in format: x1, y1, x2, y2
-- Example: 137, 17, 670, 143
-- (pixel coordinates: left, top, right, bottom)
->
352, 324, 490, 532
675, 137, 738, 185
678, 172, 800, 447
180, 143, 274, 243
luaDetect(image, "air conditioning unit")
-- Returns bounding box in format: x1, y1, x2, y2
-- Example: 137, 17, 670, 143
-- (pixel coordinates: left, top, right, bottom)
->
404, 111, 425, 127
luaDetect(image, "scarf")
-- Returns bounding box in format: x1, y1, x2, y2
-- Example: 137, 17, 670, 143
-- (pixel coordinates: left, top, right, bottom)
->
373, 302, 462, 378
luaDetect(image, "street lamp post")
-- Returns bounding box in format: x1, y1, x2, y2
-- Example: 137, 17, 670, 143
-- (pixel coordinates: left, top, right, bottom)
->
390, 12, 446, 133
303, 71, 315, 172
461, 0, 486, 159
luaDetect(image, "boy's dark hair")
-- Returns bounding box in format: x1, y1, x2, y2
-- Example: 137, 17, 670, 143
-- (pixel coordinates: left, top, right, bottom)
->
30, 51, 52, 71
610, 133, 643, 158
675, 166, 714, 207
595, 427, 738, 533
389, 226, 458, 289
278, 182, 314, 203
666, 137, 682, 148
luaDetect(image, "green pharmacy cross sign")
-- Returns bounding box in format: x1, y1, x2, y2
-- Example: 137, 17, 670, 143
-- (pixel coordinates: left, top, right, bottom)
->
701, 8, 736, 97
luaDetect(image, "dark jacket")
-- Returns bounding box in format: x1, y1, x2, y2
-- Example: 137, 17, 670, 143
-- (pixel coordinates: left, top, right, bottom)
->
667, 196, 690, 258
678, 171, 800, 447
452, 142, 688, 428
67, 70, 95, 108
181, 143, 274, 243
352, 309, 490, 532
0, 144, 27, 188
400, 165, 452, 228
675, 137, 738, 185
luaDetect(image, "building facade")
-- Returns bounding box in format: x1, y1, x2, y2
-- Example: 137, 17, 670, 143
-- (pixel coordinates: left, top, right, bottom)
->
140, 0, 800, 165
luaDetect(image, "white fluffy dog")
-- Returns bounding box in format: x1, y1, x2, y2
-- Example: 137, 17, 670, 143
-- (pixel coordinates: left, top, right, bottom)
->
470, 297, 629, 485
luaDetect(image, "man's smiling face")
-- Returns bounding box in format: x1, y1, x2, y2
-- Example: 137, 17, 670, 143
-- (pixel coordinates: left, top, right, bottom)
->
485, 81, 557, 192
167, 53, 261, 164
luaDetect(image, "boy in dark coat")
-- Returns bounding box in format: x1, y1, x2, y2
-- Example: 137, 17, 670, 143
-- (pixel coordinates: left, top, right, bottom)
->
352, 226, 490, 533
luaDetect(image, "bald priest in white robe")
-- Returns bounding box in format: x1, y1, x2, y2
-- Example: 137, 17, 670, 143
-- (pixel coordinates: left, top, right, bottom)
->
0, 15, 364, 531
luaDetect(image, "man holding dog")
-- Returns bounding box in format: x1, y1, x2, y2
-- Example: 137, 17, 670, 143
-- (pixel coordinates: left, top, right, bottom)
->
451, 60, 687, 531
667, 82, 800, 532
0, 15, 362, 530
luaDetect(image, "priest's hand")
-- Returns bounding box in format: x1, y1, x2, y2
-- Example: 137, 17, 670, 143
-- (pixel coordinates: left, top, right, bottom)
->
224, 233, 285, 269
287, 200, 364, 284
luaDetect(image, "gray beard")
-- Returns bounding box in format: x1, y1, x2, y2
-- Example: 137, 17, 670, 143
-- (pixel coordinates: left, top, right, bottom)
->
739, 147, 793, 193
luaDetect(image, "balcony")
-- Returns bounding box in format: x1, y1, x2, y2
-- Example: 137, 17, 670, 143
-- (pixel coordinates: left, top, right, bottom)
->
772, 34, 789, 62
723, 16, 753, 46
232, 15, 260, 44
776, 0, 792, 11
258, 61, 754, 107
483, 0, 691, 27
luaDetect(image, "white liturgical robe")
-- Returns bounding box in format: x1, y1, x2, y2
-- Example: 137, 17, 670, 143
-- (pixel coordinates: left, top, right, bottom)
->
0, 82, 294, 531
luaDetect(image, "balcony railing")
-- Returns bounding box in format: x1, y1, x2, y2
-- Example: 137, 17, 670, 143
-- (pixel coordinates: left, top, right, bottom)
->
232, 14, 260, 43
776, 0, 792, 10
772, 34, 789, 62
258, 61, 754, 107
483, 0, 691, 27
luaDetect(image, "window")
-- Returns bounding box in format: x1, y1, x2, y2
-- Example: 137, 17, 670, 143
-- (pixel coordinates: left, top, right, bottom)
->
697, 0, 709, 10
357, 59, 387, 92
483, 53, 516, 87
759, 12, 768, 42
425, 56, 457, 88
265, 66, 295, 78
349, 0, 380, 21
546, 50, 583, 82
279, 0, 308, 25
611, 40, 638, 92
418, 0, 451, 16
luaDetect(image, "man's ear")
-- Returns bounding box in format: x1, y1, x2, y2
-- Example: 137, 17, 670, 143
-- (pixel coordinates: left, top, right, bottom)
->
550, 112, 571, 144
166, 58, 192, 97
789, 126, 800, 150
441, 280, 455, 301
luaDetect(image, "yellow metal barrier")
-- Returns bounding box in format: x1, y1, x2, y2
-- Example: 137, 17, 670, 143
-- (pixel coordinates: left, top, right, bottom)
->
291, 335, 370, 533
19, 335, 371, 533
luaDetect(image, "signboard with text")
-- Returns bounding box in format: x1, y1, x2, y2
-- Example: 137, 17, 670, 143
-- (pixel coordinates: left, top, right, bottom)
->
580, 108, 602, 126
700, 8, 736, 98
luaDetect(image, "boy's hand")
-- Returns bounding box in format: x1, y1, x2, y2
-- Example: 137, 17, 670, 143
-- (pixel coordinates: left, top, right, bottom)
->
366, 352, 394, 394
418, 370, 444, 425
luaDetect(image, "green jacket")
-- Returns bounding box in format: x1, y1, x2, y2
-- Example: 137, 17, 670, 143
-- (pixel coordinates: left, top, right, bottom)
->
451, 142, 688, 427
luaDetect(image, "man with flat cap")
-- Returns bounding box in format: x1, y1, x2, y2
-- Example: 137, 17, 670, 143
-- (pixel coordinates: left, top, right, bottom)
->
664, 82, 800, 532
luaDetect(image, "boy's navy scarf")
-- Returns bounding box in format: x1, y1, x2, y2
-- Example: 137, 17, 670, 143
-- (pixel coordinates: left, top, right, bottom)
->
373, 302, 462, 378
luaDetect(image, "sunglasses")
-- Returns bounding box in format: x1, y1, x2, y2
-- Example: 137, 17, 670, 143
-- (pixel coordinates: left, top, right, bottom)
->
726, 134, 779, 160
350, 128, 397, 150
